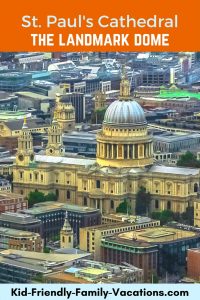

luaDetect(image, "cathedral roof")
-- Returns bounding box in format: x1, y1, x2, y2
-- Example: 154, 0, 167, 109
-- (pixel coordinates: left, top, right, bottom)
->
103, 99, 147, 127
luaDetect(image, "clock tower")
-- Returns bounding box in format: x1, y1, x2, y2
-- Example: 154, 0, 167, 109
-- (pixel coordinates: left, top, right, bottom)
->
46, 111, 65, 156
16, 117, 35, 166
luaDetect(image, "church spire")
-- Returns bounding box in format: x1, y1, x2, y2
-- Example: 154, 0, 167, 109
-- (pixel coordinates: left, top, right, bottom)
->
45, 110, 65, 156
16, 117, 34, 166
60, 211, 74, 249
120, 65, 131, 98
22, 116, 28, 130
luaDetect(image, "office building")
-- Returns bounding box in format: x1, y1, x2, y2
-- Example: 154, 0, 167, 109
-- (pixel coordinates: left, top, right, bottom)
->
0, 192, 27, 213
0, 212, 42, 236
79, 218, 160, 260
187, 248, 200, 281
21, 202, 101, 244
0, 227, 43, 252
0, 249, 90, 283
101, 227, 200, 282
45, 259, 144, 283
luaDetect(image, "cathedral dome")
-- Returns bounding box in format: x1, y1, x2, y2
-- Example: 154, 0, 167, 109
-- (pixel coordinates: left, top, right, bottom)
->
103, 99, 147, 127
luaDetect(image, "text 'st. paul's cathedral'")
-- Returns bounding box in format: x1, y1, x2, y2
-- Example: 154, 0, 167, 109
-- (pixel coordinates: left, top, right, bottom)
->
13, 75, 200, 214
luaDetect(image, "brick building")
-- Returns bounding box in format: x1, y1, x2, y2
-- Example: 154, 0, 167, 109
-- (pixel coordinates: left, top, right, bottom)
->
0, 192, 28, 213
187, 248, 200, 281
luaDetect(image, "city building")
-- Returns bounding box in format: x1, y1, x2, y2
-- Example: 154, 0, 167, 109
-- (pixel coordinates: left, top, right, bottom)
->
187, 248, 200, 281
94, 91, 107, 111
15, 91, 54, 112
194, 199, 200, 227
0, 212, 43, 236
58, 92, 85, 123
0, 71, 32, 92
13, 75, 200, 215
61, 131, 97, 157
0, 117, 50, 137
44, 259, 143, 283
0, 179, 11, 193
79, 218, 160, 260
0, 91, 18, 111
0, 192, 27, 213
153, 133, 200, 153
0, 227, 43, 252
21, 202, 101, 244
101, 227, 200, 282
137, 87, 200, 114
0, 249, 90, 283
134, 86, 160, 98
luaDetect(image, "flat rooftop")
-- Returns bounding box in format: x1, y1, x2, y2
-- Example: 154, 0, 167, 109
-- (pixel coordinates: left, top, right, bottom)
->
158, 90, 200, 100
22, 201, 100, 215
0, 227, 39, 238
118, 227, 197, 244
153, 133, 200, 142
15, 91, 52, 100
35, 154, 95, 167
0, 212, 41, 224
0, 192, 24, 200
0, 249, 90, 274
149, 165, 199, 176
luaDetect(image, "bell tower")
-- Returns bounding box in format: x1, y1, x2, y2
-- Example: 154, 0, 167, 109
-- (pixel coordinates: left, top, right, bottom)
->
120, 66, 131, 98
46, 111, 65, 156
54, 93, 75, 132
16, 117, 35, 166
95, 91, 107, 111
60, 211, 74, 249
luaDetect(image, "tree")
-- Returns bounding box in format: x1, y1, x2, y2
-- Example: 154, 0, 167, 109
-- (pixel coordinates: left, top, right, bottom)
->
151, 210, 174, 225
44, 193, 58, 202
28, 191, 57, 207
177, 151, 200, 168
116, 199, 131, 214
28, 191, 45, 207
181, 207, 194, 225
91, 108, 106, 124
135, 187, 152, 216
43, 247, 50, 253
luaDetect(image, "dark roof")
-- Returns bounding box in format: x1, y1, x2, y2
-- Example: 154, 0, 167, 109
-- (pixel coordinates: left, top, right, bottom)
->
3, 118, 49, 131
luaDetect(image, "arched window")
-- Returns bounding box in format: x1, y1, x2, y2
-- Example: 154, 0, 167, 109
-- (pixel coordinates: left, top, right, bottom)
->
69, 236, 71, 243
155, 199, 159, 209
96, 180, 100, 189
110, 200, 114, 209
167, 201, 171, 210
83, 197, 87, 206
194, 183, 198, 193
67, 190, 70, 199
118, 144, 123, 158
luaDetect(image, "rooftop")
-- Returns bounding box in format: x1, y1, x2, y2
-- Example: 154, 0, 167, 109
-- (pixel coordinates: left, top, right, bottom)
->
117, 227, 197, 244
3, 118, 49, 131
35, 154, 95, 167
158, 90, 200, 100
0, 227, 39, 238
153, 133, 200, 142
45, 259, 143, 283
0, 249, 90, 274
0, 212, 41, 225
15, 91, 53, 100
0, 192, 24, 201
22, 201, 100, 215
149, 165, 199, 176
